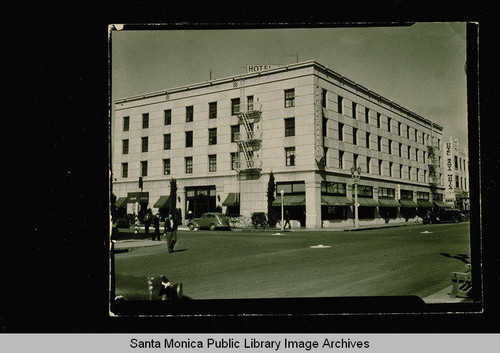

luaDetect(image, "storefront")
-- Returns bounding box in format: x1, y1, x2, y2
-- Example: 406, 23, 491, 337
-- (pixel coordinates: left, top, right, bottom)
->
185, 186, 217, 218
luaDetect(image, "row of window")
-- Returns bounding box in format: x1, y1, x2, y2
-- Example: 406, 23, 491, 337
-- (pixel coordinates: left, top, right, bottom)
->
454, 155, 468, 172
333, 92, 440, 149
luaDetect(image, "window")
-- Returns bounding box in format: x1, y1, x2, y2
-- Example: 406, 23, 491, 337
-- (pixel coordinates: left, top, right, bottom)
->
231, 98, 240, 115
163, 134, 171, 150
186, 106, 194, 122
389, 162, 393, 177
185, 157, 193, 174
123, 116, 129, 131
284, 89, 295, 108
353, 128, 358, 145
285, 147, 296, 166
163, 159, 170, 175
353, 153, 359, 168
379, 187, 395, 198
416, 149, 419, 162
208, 128, 217, 145
409, 166, 413, 180
277, 181, 305, 194
387, 117, 392, 132
416, 168, 420, 181
389, 139, 393, 154
352, 102, 357, 119
247, 96, 254, 111
400, 164, 404, 179
398, 122, 402, 136
456, 175, 459, 188
122, 139, 129, 154
454, 156, 458, 170
415, 129, 418, 142
208, 154, 217, 172
164, 110, 171, 125
379, 159, 383, 175
365, 107, 370, 124
142, 113, 149, 128
209, 102, 217, 119
409, 146, 413, 160
366, 156, 371, 173
399, 143, 402, 157
366, 132, 370, 148
322, 89, 327, 108
322, 181, 346, 195
337, 96, 343, 114
339, 150, 344, 169
357, 185, 373, 197
284, 117, 295, 137
377, 136, 382, 151
141, 161, 148, 177
400, 190, 413, 200
323, 116, 328, 137
406, 126, 410, 139
338, 123, 344, 141
141, 137, 148, 153
323, 147, 328, 166
376, 113, 381, 128
122, 163, 128, 178
231, 125, 240, 143
417, 191, 429, 200
230, 152, 239, 170
186, 131, 193, 148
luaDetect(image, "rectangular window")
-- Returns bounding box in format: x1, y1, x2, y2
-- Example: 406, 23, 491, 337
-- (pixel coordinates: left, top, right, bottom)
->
185, 131, 193, 148
357, 185, 373, 198
353, 154, 359, 169
338, 123, 344, 141
409, 146, 413, 160
122, 139, 129, 154
407, 126, 410, 139
409, 166, 413, 180
323, 116, 328, 137
338, 96, 343, 114
285, 147, 296, 166
231, 152, 239, 170
376, 113, 381, 128
284, 117, 295, 137
366, 156, 371, 173
400, 164, 404, 179
365, 107, 370, 124
454, 156, 458, 169
231, 98, 240, 115
209, 102, 217, 119
231, 125, 240, 143
339, 150, 344, 169
185, 157, 193, 174
456, 175, 460, 188
322, 181, 347, 195
323, 147, 328, 166
208, 128, 217, 145
387, 117, 392, 132
123, 116, 129, 131
399, 143, 402, 157
208, 154, 217, 172
377, 136, 382, 151
122, 163, 128, 178
352, 102, 357, 119
415, 129, 418, 142
163, 134, 171, 150
416, 168, 420, 181
400, 190, 413, 200
353, 128, 358, 145
398, 122, 402, 136
389, 162, 393, 177
186, 106, 194, 122
366, 132, 370, 148
141, 161, 148, 177
322, 89, 327, 108
247, 96, 254, 111
284, 89, 295, 108
164, 109, 171, 125
141, 136, 148, 153
416, 149, 419, 162
163, 159, 171, 175
142, 113, 149, 129
417, 192, 430, 200
388, 139, 393, 155
378, 187, 395, 198
379, 159, 383, 175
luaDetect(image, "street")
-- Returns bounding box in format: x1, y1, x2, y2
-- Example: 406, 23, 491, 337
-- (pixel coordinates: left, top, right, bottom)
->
114, 222, 471, 302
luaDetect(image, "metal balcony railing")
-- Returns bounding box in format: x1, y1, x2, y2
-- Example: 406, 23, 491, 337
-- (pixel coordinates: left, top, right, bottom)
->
234, 130, 263, 142
233, 159, 262, 171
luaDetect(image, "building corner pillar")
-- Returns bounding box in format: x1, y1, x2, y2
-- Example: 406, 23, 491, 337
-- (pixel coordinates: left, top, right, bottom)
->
305, 180, 322, 229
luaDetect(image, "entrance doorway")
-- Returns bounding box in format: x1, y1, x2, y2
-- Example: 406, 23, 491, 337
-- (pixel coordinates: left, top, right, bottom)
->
185, 186, 217, 218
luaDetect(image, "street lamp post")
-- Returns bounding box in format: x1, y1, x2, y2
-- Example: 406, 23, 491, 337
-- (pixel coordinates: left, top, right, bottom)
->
280, 190, 284, 231
351, 166, 362, 229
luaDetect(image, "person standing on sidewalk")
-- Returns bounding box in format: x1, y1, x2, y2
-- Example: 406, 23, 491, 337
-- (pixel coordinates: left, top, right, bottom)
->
152, 213, 161, 241
284, 210, 291, 229
164, 214, 178, 252
144, 211, 151, 237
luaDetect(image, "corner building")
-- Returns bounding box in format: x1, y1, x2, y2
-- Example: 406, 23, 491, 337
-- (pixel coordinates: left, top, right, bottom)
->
112, 60, 446, 228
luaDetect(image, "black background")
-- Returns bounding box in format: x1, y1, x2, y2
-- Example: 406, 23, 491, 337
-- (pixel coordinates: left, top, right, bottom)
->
4, 1, 498, 333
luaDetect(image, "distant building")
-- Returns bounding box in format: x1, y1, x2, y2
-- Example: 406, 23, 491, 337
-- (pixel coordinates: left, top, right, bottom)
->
443, 137, 470, 210
111, 60, 447, 228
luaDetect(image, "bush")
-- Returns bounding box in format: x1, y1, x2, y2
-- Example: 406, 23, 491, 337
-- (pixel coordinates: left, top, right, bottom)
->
251, 212, 268, 229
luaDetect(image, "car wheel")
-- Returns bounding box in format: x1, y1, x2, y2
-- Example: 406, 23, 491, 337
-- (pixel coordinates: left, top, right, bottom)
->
188, 223, 195, 231
209, 223, 216, 231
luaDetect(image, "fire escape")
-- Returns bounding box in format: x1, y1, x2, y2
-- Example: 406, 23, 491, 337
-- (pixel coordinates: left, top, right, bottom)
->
233, 78, 263, 180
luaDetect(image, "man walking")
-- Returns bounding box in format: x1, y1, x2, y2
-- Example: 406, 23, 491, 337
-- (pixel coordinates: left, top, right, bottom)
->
164, 214, 178, 252
284, 210, 291, 229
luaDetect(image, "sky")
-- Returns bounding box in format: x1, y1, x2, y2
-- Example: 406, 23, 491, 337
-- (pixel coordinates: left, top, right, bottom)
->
111, 23, 468, 145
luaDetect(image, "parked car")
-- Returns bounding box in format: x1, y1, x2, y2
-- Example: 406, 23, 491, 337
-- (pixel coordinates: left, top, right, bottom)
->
187, 212, 231, 231
437, 209, 467, 223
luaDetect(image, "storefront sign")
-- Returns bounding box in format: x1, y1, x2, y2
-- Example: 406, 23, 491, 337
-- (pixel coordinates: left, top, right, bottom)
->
246, 64, 281, 73
127, 192, 149, 203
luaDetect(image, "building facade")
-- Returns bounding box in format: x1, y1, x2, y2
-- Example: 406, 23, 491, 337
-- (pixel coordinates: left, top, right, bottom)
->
443, 136, 470, 210
111, 60, 446, 228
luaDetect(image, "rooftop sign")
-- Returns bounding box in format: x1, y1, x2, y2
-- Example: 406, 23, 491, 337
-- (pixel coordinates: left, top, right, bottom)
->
246, 64, 282, 73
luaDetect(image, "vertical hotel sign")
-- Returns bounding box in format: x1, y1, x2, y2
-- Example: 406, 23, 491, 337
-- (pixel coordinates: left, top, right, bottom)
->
314, 82, 323, 164
445, 142, 455, 202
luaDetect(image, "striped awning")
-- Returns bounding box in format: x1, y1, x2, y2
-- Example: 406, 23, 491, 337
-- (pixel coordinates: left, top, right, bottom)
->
321, 195, 353, 206
356, 197, 379, 207
417, 200, 434, 208
378, 198, 402, 207
153, 196, 170, 208
115, 197, 127, 208
434, 200, 453, 209
399, 199, 419, 208
272, 194, 306, 206
222, 193, 239, 206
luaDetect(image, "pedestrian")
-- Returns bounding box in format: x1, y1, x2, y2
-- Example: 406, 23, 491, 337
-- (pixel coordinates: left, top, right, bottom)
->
134, 215, 139, 235
164, 214, 178, 253
144, 211, 151, 236
284, 210, 291, 229
152, 213, 161, 241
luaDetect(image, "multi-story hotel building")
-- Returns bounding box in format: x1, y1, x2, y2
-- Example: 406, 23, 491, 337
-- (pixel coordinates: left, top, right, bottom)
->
111, 60, 446, 228
443, 136, 470, 210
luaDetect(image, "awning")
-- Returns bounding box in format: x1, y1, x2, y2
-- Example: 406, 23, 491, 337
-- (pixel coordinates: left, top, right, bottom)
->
272, 194, 306, 206
356, 197, 379, 207
222, 193, 239, 206
321, 195, 353, 206
115, 197, 127, 209
153, 196, 170, 208
378, 198, 401, 207
399, 199, 418, 208
417, 199, 434, 208
434, 200, 453, 209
